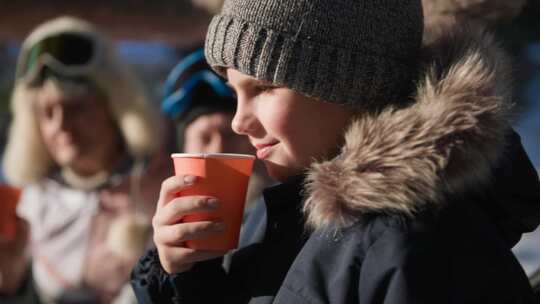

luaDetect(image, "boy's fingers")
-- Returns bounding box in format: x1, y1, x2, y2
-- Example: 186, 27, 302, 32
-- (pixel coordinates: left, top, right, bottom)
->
154, 221, 225, 245
153, 196, 219, 226
158, 175, 198, 208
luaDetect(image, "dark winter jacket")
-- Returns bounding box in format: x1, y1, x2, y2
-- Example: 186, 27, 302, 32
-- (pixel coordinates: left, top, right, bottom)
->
130, 26, 540, 303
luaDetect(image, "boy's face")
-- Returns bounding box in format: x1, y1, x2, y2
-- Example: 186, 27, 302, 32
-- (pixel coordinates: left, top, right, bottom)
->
227, 69, 355, 182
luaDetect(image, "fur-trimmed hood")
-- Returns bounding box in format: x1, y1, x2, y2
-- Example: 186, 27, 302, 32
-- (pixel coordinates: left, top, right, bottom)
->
303, 25, 540, 234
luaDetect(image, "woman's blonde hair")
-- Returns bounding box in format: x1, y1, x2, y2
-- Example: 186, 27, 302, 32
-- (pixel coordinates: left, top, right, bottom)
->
3, 16, 160, 186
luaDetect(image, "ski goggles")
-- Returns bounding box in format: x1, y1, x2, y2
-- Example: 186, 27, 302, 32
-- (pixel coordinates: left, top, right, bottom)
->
161, 49, 235, 120
17, 32, 102, 83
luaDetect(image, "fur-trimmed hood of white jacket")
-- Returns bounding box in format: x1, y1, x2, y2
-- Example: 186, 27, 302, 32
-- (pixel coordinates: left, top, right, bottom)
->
303, 25, 540, 233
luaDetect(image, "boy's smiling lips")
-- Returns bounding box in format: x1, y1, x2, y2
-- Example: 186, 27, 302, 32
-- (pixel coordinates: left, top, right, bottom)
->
252, 140, 279, 159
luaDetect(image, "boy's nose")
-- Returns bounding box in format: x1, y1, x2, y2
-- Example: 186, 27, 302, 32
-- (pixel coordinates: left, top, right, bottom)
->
231, 103, 258, 136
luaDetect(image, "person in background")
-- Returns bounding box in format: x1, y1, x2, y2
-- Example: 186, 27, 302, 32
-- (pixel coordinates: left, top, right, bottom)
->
0, 16, 169, 303
132, 0, 540, 303
161, 48, 271, 244
161, 48, 252, 155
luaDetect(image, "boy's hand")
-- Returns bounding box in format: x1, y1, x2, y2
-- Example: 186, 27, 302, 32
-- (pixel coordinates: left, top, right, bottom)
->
152, 175, 227, 274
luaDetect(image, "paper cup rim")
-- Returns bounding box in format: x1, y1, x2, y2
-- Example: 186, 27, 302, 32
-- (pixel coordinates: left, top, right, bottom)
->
171, 153, 255, 159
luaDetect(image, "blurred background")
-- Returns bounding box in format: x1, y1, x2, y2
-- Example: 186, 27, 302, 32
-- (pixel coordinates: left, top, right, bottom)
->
0, 0, 213, 128
0, 0, 538, 287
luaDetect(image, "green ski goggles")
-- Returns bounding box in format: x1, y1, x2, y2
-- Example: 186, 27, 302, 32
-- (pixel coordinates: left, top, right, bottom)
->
18, 33, 101, 83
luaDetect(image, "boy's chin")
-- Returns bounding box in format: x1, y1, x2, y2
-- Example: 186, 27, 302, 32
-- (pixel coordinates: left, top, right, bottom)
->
263, 160, 302, 183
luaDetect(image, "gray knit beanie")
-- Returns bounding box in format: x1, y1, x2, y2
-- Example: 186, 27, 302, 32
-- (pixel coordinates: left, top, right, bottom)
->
205, 0, 424, 108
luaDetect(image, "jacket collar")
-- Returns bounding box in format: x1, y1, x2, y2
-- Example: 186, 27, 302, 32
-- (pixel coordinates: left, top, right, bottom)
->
263, 174, 305, 214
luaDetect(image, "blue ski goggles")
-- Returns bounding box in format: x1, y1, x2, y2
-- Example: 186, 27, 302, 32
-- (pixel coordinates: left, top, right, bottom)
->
161, 49, 235, 120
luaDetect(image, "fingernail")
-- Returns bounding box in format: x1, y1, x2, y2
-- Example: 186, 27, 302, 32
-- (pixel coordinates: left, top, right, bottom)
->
206, 198, 219, 209
184, 175, 197, 185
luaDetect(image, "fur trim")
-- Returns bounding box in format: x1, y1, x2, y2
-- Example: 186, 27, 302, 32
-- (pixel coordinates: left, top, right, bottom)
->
3, 16, 159, 186
303, 25, 514, 230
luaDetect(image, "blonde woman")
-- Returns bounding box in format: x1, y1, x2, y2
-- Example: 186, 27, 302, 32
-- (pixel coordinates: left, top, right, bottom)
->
0, 17, 169, 303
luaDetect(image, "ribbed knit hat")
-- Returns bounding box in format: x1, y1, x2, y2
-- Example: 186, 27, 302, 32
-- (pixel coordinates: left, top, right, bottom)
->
205, 0, 424, 108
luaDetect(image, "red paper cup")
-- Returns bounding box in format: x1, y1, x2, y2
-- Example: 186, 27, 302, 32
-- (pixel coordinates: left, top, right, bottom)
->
171, 153, 255, 250
0, 185, 21, 240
